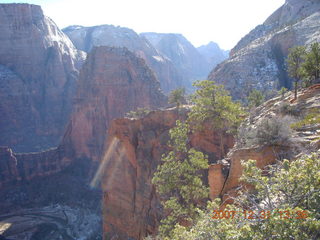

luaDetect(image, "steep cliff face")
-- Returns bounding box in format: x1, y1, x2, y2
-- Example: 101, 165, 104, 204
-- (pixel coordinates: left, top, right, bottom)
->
101, 109, 234, 239
141, 32, 211, 90
62, 46, 167, 165
0, 4, 86, 152
209, 0, 320, 99
0, 145, 72, 189
197, 41, 229, 71
63, 25, 183, 93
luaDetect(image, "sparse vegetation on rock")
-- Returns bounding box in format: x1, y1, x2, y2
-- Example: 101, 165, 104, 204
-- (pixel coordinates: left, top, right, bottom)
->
152, 120, 209, 238
290, 108, 320, 130
287, 42, 320, 98
169, 151, 320, 240
126, 107, 151, 118
247, 89, 265, 108
238, 116, 293, 147
188, 80, 245, 154
152, 80, 245, 238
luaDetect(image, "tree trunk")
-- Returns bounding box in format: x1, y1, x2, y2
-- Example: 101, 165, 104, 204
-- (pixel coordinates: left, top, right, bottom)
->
220, 132, 225, 158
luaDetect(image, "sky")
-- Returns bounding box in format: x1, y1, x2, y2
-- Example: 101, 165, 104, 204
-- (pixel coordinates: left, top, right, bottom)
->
0, 0, 285, 50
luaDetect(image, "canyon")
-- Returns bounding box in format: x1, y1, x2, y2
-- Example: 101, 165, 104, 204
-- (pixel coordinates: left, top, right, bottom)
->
0, 0, 320, 239
63, 26, 227, 93
63, 25, 184, 93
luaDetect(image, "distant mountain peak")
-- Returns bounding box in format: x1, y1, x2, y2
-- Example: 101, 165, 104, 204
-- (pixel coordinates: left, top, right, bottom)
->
209, 0, 320, 100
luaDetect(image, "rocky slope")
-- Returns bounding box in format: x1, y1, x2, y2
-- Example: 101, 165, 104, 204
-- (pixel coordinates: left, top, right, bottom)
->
209, 0, 320, 100
63, 25, 183, 93
209, 85, 320, 204
61, 46, 167, 170
197, 41, 229, 71
0, 4, 86, 152
101, 109, 234, 239
141, 32, 212, 90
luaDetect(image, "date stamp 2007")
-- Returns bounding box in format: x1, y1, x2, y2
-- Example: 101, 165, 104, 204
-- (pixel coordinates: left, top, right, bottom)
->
212, 209, 309, 220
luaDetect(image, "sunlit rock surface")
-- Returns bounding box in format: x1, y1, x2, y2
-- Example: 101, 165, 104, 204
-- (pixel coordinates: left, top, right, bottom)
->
209, 0, 320, 99
63, 25, 183, 93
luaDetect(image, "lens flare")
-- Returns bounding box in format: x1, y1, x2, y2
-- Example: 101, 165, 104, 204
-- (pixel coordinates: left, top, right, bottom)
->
90, 137, 120, 188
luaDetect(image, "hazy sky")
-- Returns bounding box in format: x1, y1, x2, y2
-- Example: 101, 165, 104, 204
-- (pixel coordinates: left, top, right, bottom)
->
1, 0, 285, 50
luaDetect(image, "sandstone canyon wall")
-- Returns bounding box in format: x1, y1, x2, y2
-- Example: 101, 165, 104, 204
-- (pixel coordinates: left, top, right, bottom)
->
101, 109, 234, 239
0, 4, 86, 152
61, 46, 167, 168
209, 0, 320, 99
63, 25, 184, 93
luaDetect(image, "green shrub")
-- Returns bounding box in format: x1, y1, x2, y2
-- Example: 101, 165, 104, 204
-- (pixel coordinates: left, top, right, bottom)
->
277, 102, 300, 116
255, 117, 292, 145
126, 107, 151, 118
168, 151, 320, 240
238, 117, 293, 147
290, 108, 320, 129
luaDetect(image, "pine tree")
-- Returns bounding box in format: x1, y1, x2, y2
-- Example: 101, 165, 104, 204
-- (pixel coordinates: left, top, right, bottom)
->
188, 80, 244, 155
247, 89, 265, 108
287, 45, 306, 99
152, 120, 208, 238
302, 42, 320, 86
168, 88, 186, 110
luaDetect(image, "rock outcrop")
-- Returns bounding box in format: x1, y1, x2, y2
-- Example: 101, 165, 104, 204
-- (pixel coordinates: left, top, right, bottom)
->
0, 145, 71, 189
61, 46, 167, 166
63, 25, 183, 93
197, 41, 229, 71
0, 4, 86, 152
141, 33, 212, 90
209, 0, 320, 99
101, 109, 234, 239
209, 85, 320, 204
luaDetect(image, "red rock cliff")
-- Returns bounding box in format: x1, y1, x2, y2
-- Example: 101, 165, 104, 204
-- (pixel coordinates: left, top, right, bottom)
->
101, 109, 234, 239
0, 3, 85, 152
61, 46, 167, 166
